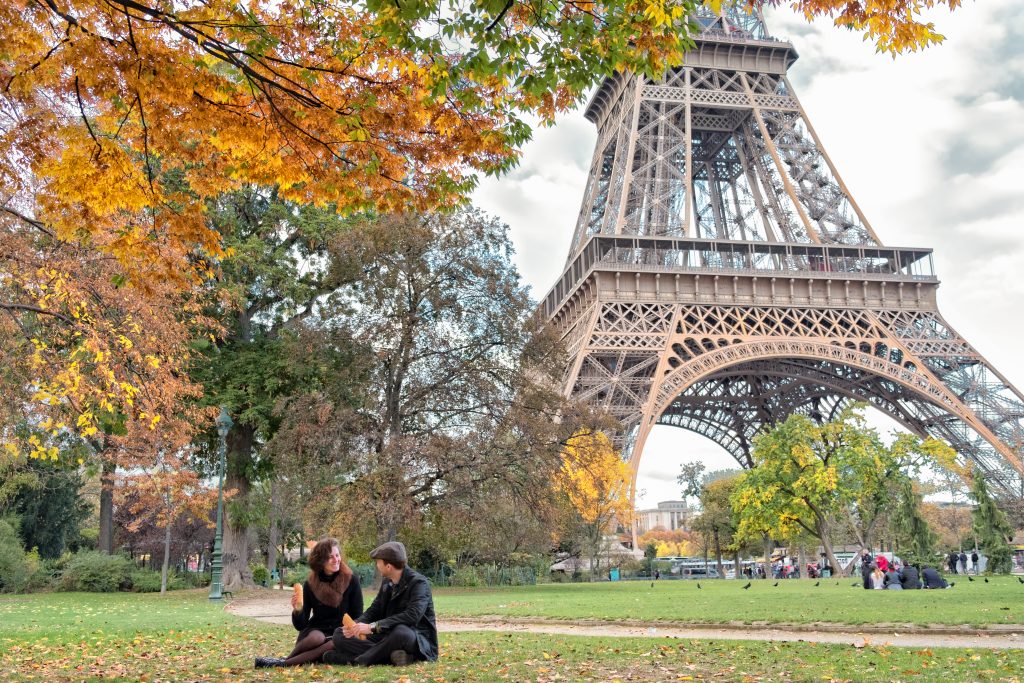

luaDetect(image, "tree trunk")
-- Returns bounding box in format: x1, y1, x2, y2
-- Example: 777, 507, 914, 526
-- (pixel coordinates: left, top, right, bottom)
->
266, 477, 279, 577
815, 518, 843, 578
222, 423, 256, 592
713, 530, 723, 578
762, 534, 771, 578
798, 545, 807, 580
160, 491, 172, 596
98, 458, 115, 554
702, 532, 710, 576
733, 549, 741, 580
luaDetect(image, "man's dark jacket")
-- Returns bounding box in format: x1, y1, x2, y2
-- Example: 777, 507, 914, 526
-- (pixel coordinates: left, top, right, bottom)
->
921, 566, 948, 589
359, 567, 438, 661
898, 565, 920, 589
860, 554, 873, 589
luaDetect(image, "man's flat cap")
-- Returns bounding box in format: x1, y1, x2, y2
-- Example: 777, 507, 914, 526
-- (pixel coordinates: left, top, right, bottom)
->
369, 541, 407, 564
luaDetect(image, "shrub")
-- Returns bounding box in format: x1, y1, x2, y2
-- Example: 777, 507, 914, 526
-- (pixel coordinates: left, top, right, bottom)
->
129, 570, 187, 593
129, 570, 163, 593
350, 562, 376, 589
251, 564, 270, 586
449, 565, 481, 587
447, 563, 536, 587
281, 566, 306, 587
60, 551, 134, 592
182, 571, 210, 588
0, 518, 38, 594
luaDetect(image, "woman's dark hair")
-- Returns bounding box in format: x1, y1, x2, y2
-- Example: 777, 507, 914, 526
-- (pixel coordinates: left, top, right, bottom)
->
308, 537, 341, 574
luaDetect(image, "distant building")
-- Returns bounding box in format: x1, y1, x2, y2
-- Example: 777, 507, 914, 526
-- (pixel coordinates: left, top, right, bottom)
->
634, 500, 691, 535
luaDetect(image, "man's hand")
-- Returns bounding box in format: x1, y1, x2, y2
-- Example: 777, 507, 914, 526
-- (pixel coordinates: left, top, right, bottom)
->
343, 621, 373, 639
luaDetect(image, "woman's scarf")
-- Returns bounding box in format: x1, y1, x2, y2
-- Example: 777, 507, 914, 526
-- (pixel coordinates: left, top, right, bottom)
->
307, 562, 353, 607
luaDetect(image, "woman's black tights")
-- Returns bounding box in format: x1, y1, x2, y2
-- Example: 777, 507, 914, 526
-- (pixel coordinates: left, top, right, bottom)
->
284, 630, 335, 665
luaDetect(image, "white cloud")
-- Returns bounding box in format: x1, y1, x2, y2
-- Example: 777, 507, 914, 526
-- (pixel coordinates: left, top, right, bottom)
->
473, 1, 1024, 507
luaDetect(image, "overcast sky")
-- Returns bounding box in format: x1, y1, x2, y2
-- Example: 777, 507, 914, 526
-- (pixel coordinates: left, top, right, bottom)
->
472, 1, 1024, 507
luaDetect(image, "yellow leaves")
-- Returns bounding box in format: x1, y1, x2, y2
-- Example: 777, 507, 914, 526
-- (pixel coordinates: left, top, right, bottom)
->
557, 431, 633, 526
791, 0, 961, 54
26, 433, 60, 461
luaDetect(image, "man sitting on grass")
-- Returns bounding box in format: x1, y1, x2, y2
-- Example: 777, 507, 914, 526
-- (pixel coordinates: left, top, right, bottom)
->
921, 565, 949, 589
324, 541, 438, 667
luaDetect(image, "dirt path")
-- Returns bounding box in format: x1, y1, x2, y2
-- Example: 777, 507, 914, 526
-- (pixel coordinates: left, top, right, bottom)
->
226, 589, 1024, 650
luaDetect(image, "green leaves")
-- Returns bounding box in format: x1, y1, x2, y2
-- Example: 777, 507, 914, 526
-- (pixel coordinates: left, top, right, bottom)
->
732, 406, 952, 567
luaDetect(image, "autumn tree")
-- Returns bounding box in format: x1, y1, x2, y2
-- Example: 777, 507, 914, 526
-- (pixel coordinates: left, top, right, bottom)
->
267, 208, 587, 550
693, 475, 743, 578
0, 188, 213, 553
115, 486, 214, 575
919, 501, 972, 550
637, 527, 697, 558
731, 407, 955, 576
555, 431, 634, 577
969, 470, 1015, 574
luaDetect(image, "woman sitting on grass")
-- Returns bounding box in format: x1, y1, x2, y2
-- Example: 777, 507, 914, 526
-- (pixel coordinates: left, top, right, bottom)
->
255, 537, 363, 668
870, 564, 886, 589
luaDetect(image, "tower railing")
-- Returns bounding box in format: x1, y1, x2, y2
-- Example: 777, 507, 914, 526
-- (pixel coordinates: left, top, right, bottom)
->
543, 235, 936, 317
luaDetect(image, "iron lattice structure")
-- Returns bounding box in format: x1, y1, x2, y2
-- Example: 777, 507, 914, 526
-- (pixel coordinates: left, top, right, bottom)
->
544, 7, 1024, 498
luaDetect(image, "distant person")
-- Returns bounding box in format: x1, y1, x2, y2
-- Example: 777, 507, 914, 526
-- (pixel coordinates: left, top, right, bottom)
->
921, 566, 949, 589
654, 569, 660, 580
959, 550, 968, 575
971, 550, 980, 574
875, 555, 889, 573
899, 564, 921, 589
860, 550, 874, 589
328, 541, 438, 667
884, 567, 902, 590
254, 537, 363, 668
947, 550, 959, 574
870, 565, 885, 589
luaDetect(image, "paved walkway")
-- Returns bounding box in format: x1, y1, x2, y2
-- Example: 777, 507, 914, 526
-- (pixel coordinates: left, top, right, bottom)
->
226, 590, 1024, 650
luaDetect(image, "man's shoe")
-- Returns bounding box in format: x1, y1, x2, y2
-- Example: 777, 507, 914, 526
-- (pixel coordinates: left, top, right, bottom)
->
321, 650, 349, 665
254, 657, 286, 668
389, 650, 411, 667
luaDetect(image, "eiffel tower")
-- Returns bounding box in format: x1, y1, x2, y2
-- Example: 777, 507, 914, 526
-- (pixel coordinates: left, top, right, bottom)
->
543, 6, 1024, 500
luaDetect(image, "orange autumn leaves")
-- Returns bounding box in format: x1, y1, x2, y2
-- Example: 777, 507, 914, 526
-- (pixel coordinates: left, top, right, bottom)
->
773, 0, 963, 54
2, 0, 523, 280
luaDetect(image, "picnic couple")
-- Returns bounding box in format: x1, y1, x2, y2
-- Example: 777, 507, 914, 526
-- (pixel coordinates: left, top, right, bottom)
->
253, 538, 438, 669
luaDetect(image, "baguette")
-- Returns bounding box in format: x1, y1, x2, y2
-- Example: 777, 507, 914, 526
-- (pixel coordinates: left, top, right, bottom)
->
342, 613, 367, 640
292, 583, 303, 609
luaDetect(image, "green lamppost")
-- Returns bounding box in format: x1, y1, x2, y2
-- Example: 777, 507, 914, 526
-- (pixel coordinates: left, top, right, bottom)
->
209, 406, 233, 600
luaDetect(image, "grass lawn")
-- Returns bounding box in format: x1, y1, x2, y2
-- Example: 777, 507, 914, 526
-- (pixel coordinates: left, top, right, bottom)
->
1, 590, 1023, 682
435, 577, 1024, 627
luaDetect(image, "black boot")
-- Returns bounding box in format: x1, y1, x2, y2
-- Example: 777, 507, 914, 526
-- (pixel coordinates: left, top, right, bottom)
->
254, 656, 287, 668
